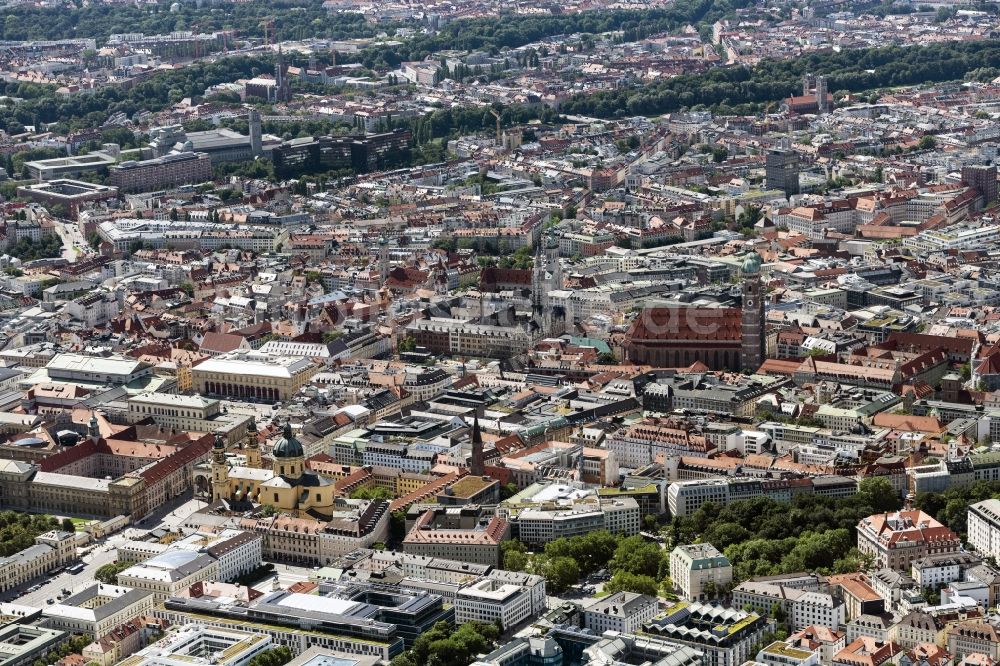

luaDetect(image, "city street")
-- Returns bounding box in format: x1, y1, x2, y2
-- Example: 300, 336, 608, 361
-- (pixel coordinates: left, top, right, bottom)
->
135, 494, 209, 532
50, 219, 88, 263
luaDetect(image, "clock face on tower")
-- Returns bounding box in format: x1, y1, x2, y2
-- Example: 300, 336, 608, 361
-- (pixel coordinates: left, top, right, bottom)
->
746, 299, 754, 308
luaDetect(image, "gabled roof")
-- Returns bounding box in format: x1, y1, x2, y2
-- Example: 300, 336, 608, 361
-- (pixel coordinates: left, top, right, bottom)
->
199, 331, 246, 354
627, 307, 742, 342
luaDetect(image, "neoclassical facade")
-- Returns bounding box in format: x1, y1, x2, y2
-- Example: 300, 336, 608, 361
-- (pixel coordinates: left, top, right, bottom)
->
193, 353, 318, 402
0, 413, 210, 522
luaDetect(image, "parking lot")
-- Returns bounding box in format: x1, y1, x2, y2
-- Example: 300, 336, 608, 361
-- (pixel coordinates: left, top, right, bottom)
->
6, 544, 117, 606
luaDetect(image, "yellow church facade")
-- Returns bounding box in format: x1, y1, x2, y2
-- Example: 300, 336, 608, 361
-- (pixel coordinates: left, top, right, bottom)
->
211, 421, 337, 519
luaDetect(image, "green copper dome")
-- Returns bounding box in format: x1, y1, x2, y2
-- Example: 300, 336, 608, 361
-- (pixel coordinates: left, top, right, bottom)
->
741, 251, 763, 275
272, 422, 303, 458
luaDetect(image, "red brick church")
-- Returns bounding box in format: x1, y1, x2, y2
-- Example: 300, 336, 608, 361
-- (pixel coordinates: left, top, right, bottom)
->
623, 252, 766, 371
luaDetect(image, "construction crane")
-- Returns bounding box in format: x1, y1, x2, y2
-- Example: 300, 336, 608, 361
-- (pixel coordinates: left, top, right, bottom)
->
489, 108, 502, 144
259, 18, 275, 47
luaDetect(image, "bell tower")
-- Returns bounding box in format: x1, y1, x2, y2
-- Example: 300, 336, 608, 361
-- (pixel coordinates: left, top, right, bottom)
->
378, 237, 390, 281
211, 431, 229, 501
275, 46, 290, 103
88, 412, 101, 443
740, 251, 765, 372
244, 417, 261, 469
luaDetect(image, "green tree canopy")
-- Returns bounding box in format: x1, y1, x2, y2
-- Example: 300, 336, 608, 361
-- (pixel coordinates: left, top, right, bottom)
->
536, 555, 580, 593
604, 571, 659, 596
389, 621, 499, 666
94, 560, 133, 584
349, 486, 393, 501
247, 647, 292, 666
0, 512, 61, 557
543, 530, 618, 575
609, 535, 665, 578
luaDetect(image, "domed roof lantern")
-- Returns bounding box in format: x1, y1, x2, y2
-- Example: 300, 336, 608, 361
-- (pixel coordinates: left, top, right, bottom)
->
272, 422, 303, 458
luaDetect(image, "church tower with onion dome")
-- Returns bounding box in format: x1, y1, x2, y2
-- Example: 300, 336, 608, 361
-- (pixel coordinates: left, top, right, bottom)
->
244, 417, 261, 469
211, 431, 229, 501
740, 251, 765, 372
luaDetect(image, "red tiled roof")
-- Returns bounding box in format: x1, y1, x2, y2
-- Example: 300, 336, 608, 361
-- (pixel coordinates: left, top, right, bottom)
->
200, 332, 245, 353
390, 471, 464, 512
480, 267, 532, 287
627, 307, 741, 342
39, 438, 98, 472
871, 413, 943, 433
139, 436, 213, 484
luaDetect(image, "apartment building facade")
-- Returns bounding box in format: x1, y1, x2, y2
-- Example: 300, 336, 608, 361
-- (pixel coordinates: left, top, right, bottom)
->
110, 152, 213, 193
856, 510, 961, 571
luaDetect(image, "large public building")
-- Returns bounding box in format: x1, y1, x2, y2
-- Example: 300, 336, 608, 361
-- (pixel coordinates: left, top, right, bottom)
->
0, 413, 211, 522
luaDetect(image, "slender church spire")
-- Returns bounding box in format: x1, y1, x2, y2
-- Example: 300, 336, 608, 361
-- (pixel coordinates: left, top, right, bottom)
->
471, 415, 485, 477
